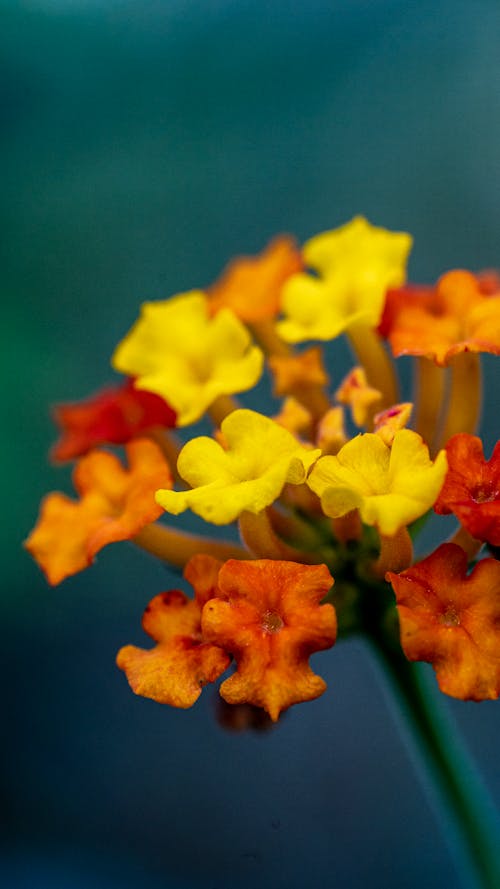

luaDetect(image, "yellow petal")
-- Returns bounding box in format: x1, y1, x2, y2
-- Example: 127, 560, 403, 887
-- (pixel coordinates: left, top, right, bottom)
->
156, 409, 321, 525
308, 430, 447, 536
112, 292, 263, 425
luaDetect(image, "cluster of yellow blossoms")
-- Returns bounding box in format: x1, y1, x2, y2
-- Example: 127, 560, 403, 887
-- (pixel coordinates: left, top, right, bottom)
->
26, 217, 500, 721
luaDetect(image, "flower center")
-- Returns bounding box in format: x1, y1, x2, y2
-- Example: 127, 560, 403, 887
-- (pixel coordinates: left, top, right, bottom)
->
471, 483, 498, 503
261, 610, 284, 633
440, 605, 461, 627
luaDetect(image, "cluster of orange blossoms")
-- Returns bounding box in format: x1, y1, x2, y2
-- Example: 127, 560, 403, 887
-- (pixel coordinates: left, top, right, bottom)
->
26, 218, 500, 721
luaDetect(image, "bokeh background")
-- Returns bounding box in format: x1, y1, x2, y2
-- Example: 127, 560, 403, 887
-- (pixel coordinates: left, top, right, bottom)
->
3, 1, 500, 887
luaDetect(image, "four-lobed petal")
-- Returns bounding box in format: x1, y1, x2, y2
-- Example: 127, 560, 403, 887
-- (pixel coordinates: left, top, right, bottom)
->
307, 429, 448, 536
207, 235, 303, 322
277, 217, 412, 343
380, 270, 500, 366
201, 559, 336, 721
156, 409, 321, 525
112, 292, 264, 425
25, 439, 172, 584
117, 555, 230, 708
387, 544, 500, 700
434, 433, 500, 545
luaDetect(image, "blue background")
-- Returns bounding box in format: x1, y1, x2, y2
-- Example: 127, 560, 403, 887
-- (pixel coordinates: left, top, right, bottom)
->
2, 1, 500, 887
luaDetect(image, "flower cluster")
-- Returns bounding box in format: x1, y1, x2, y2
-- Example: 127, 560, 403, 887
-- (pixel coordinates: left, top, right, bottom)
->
26, 217, 500, 721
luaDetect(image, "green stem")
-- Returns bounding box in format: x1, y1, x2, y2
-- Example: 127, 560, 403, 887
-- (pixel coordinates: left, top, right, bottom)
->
371, 635, 500, 889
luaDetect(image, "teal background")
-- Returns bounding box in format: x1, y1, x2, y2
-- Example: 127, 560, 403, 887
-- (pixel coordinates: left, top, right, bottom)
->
2, 1, 500, 887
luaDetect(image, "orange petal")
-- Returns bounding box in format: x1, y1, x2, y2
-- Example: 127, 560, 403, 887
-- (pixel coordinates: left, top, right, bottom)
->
434, 434, 500, 545
387, 543, 500, 700
268, 346, 329, 396
117, 589, 230, 708
183, 553, 225, 607
25, 439, 172, 584
381, 272, 500, 366
201, 560, 336, 720
207, 236, 303, 322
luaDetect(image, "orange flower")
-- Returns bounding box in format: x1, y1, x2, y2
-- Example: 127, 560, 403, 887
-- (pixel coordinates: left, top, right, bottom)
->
207, 236, 303, 322
434, 433, 500, 545
25, 439, 172, 585
51, 378, 176, 462
117, 555, 230, 708
201, 559, 336, 721
380, 270, 500, 366
334, 367, 382, 427
387, 543, 500, 700
268, 346, 329, 397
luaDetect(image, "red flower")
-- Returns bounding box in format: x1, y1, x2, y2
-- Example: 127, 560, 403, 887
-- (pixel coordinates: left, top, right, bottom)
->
434, 434, 500, 546
51, 378, 176, 462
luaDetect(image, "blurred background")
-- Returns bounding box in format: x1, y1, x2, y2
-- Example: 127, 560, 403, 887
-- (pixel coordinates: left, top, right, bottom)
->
2, 1, 500, 887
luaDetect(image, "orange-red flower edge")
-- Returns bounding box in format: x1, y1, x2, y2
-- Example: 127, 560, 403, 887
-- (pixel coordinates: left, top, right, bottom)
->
51, 378, 176, 462
117, 555, 230, 708
380, 270, 500, 366
387, 543, 500, 700
25, 438, 172, 584
202, 559, 336, 721
434, 433, 500, 546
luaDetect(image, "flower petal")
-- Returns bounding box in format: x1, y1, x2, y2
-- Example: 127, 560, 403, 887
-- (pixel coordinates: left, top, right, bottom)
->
388, 544, 500, 700
202, 560, 336, 720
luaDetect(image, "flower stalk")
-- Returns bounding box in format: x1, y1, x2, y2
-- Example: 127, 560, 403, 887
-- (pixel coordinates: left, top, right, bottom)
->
371, 632, 500, 889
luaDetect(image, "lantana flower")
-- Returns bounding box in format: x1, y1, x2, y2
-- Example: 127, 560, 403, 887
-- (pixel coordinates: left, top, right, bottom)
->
25, 439, 172, 584
380, 270, 500, 366
207, 235, 303, 322
156, 409, 321, 525
307, 429, 447, 536
373, 402, 413, 446
268, 346, 329, 396
117, 555, 230, 708
51, 378, 176, 462
387, 543, 500, 700
277, 217, 412, 343
434, 433, 500, 545
334, 367, 382, 427
201, 559, 336, 721
112, 292, 264, 425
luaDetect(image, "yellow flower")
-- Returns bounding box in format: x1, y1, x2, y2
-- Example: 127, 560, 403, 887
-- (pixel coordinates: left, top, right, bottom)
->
156, 409, 321, 525
307, 429, 447, 536
112, 291, 263, 426
277, 217, 412, 343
